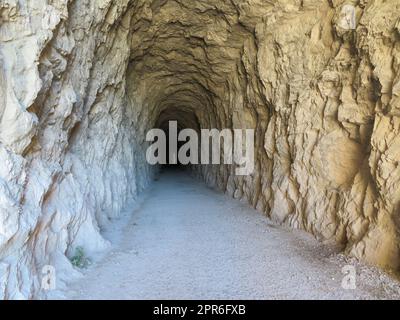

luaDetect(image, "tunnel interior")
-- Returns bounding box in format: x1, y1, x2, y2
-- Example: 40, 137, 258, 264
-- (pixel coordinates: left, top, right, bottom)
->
1, 0, 399, 299
83, 0, 400, 270
124, 0, 261, 186
155, 106, 201, 168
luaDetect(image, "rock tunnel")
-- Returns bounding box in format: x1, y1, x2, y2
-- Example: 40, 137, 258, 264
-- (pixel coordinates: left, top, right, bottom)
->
0, 0, 400, 299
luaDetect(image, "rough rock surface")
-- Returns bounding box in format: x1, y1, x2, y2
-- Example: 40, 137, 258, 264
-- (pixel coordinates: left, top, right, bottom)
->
0, 0, 399, 298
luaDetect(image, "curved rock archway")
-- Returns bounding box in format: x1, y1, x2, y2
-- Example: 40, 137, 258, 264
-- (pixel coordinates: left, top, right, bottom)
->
0, 0, 400, 298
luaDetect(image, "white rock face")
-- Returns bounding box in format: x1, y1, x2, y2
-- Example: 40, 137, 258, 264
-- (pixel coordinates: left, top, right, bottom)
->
0, 0, 153, 299
0, 0, 399, 298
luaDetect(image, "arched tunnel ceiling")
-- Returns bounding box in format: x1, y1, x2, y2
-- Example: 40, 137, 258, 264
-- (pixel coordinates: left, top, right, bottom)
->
126, 0, 269, 133
156, 106, 201, 132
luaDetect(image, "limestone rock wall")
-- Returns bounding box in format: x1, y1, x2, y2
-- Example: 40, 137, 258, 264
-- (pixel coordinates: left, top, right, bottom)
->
0, 0, 399, 298
0, 0, 153, 299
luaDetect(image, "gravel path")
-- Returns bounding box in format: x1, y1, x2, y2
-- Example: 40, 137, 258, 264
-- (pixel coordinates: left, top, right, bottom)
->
61, 169, 400, 300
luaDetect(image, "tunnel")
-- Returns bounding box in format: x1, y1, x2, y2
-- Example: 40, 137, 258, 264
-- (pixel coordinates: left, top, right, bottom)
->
0, 0, 400, 299
155, 106, 201, 168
